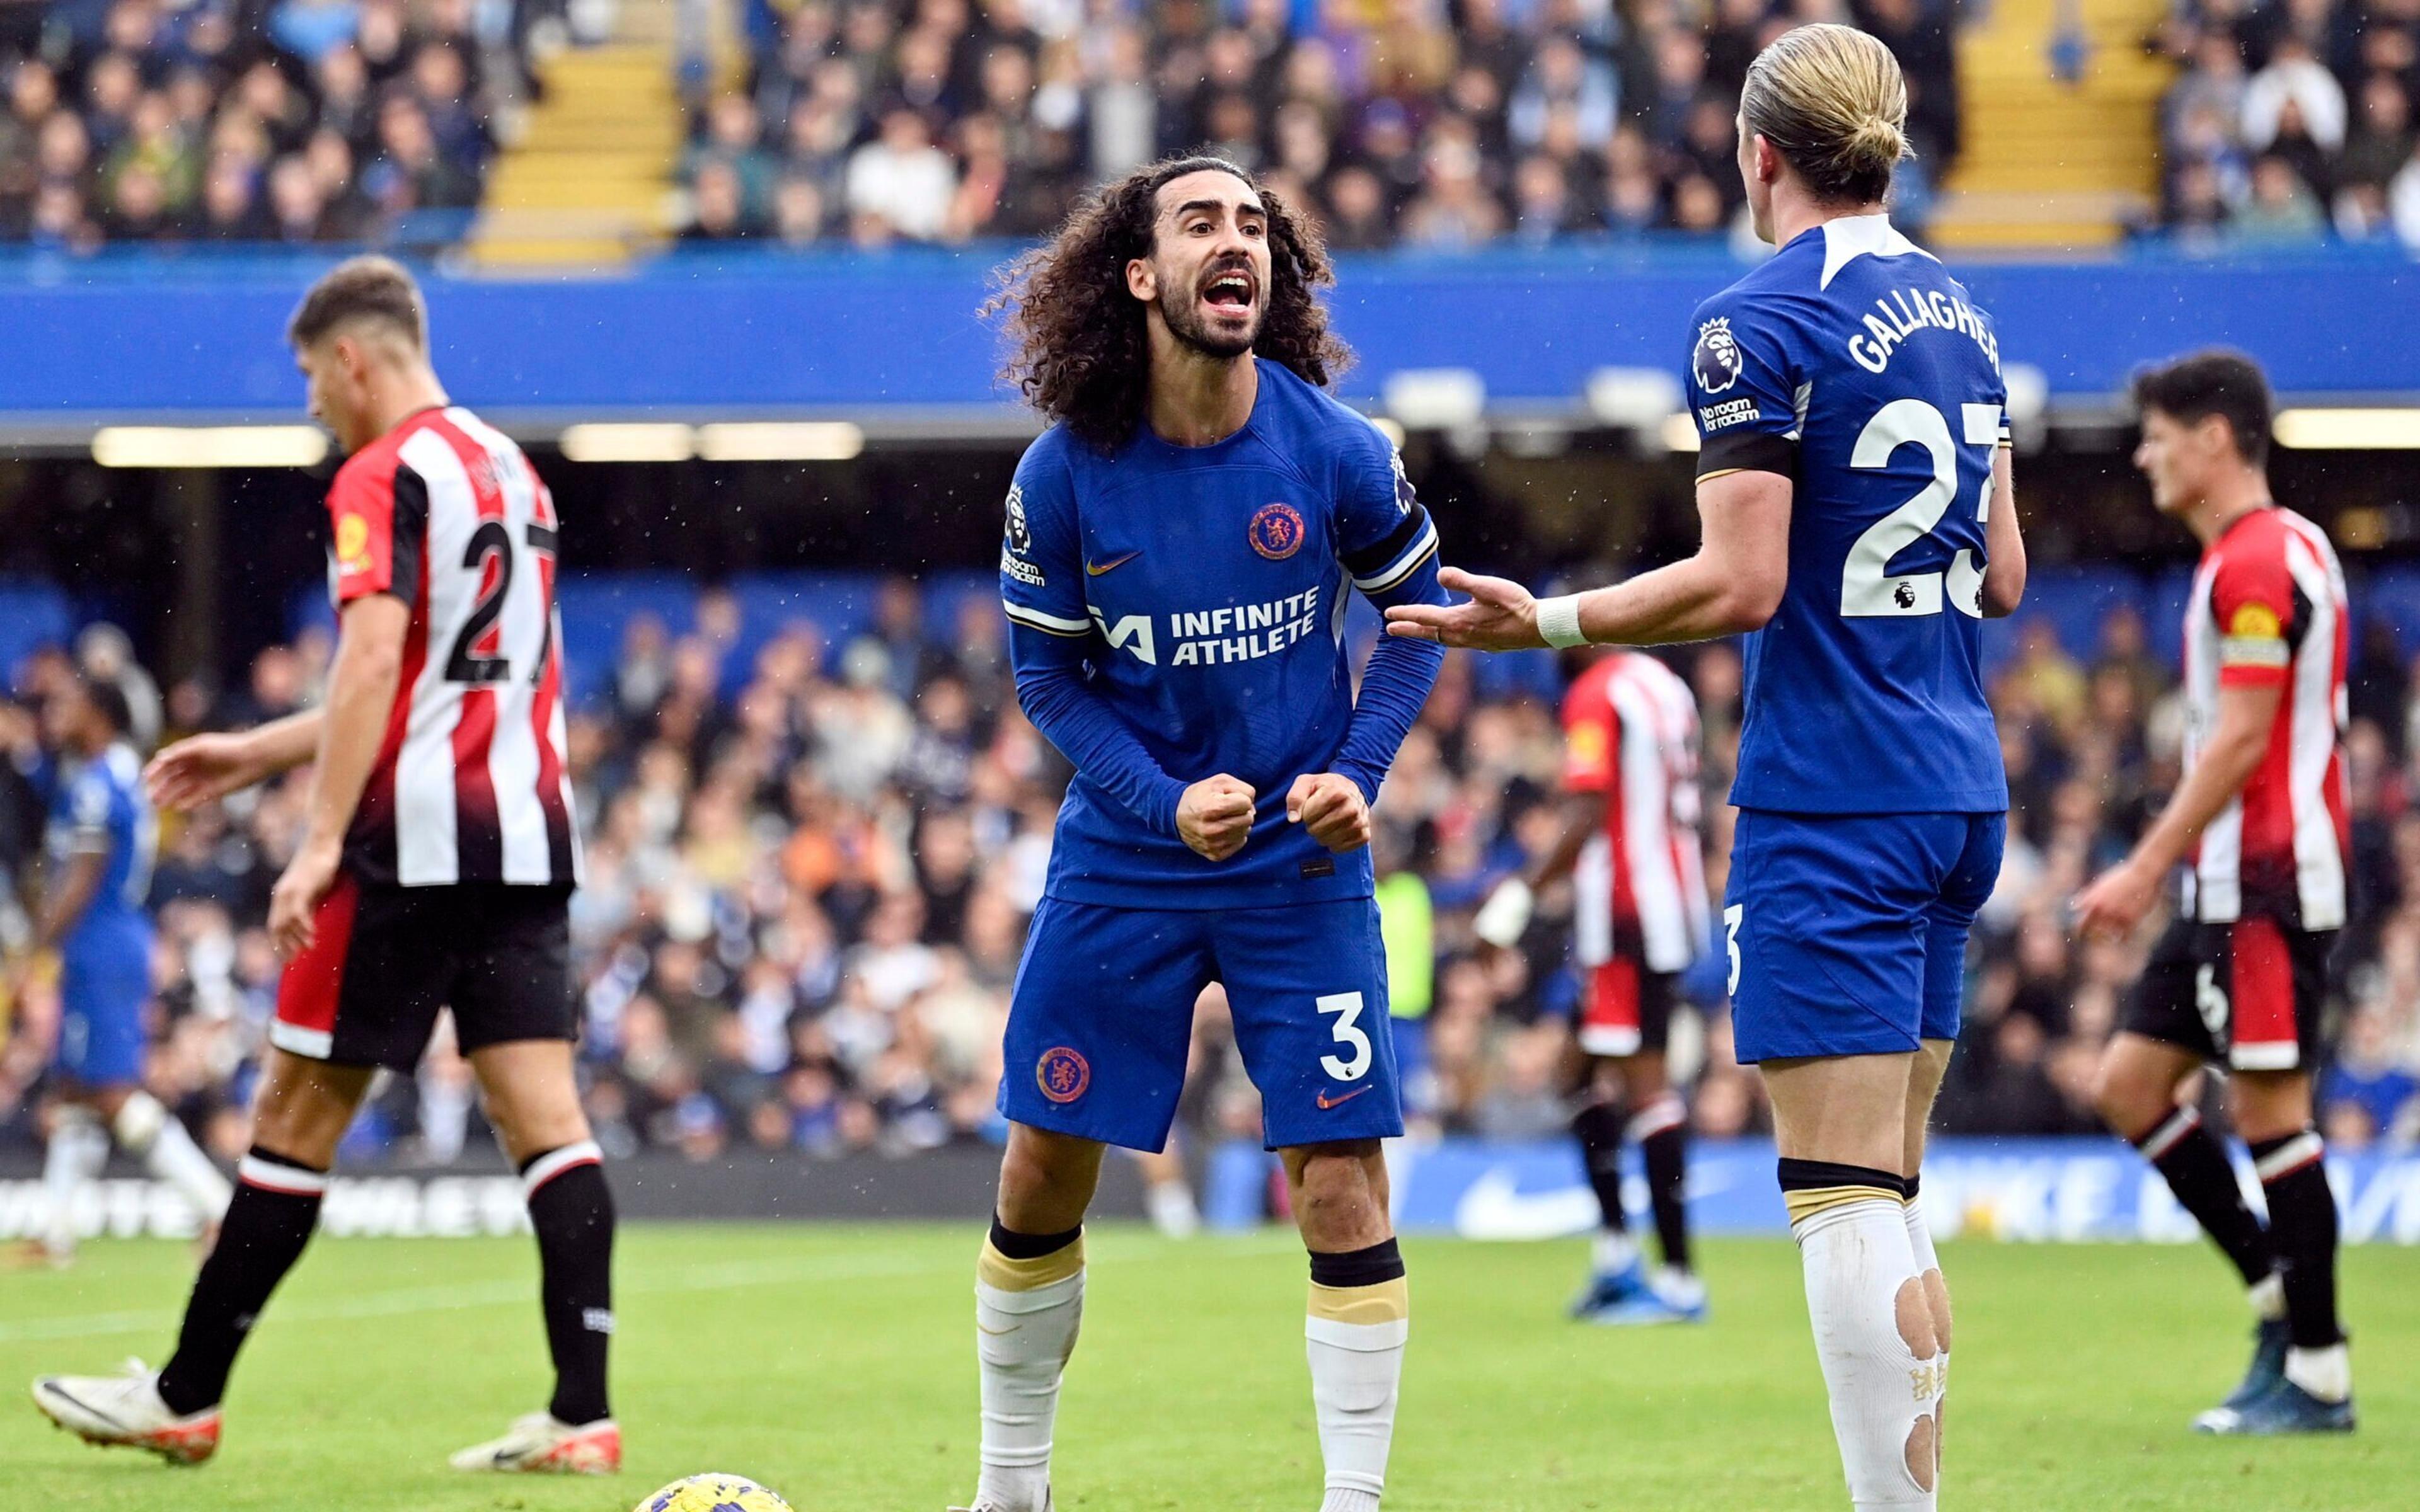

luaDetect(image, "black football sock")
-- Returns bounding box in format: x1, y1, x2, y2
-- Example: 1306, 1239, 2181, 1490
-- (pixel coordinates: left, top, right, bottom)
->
156, 1148, 328, 1416
1571, 1100, 1628, 1235
1631, 1096, 1692, 1274
2131, 1106, 2273, 1288
522, 1142, 616, 1426
2250, 1130, 2345, 1351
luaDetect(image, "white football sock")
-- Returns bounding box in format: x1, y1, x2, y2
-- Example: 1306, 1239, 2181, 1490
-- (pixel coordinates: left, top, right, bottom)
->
2249, 1271, 2287, 1322
1145, 1178, 1200, 1239
1903, 1194, 1949, 1458
1307, 1276, 1407, 1506
1656, 1265, 1708, 1309
113, 1091, 233, 1225
2285, 1343, 2351, 1403
1791, 1191, 1938, 1510
42, 1111, 108, 1259
1591, 1229, 1639, 1276
975, 1234, 1085, 1512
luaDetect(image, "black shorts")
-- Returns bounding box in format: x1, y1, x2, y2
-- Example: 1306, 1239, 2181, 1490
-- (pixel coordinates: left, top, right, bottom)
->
271, 877, 576, 1072
2119, 914, 2336, 1073
1579, 955, 1679, 1058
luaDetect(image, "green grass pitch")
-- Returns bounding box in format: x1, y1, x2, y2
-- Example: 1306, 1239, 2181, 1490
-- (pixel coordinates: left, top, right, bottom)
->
1, 1225, 2412, 1509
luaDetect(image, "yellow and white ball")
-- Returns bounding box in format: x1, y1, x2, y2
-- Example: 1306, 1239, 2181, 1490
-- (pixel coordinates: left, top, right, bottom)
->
635, 1472, 795, 1512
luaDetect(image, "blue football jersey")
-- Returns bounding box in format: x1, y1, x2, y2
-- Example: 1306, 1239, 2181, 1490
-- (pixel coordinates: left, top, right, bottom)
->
1001, 362, 1448, 909
45, 742, 157, 959
1685, 214, 2010, 815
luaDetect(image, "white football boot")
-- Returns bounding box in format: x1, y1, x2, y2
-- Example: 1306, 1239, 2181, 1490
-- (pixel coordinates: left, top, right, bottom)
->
32, 1360, 222, 1464
449, 1411, 621, 1473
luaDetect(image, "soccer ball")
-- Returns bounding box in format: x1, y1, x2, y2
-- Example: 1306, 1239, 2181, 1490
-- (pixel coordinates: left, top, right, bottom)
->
634, 1472, 795, 1512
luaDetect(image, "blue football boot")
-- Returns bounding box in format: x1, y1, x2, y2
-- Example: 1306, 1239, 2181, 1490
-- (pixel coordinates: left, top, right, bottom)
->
2216, 1317, 2291, 1415
2196, 1376, 2356, 1436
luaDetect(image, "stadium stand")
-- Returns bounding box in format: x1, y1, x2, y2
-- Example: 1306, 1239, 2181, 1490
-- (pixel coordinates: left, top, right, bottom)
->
2, 0, 2417, 1200
0, 0, 509, 251
698, 0, 1969, 248
4, 576, 2416, 1171
13, 1, 2420, 255
2150, 0, 2420, 246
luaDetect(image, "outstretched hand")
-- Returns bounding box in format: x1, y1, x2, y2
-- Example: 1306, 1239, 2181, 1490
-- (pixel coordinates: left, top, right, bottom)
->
146, 733, 265, 811
1383, 568, 1547, 651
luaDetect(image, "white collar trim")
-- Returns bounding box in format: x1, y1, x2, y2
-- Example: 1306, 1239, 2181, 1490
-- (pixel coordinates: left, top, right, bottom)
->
1818, 213, 1933, 290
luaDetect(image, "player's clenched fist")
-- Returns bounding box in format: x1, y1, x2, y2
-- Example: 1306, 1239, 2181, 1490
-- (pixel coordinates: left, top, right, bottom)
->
1177, 774, 1257, 862
1288, 772, 1371, 854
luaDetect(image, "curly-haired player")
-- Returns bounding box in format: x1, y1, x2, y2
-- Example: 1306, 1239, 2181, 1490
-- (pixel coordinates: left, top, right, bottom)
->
957, 156, 1448, 1512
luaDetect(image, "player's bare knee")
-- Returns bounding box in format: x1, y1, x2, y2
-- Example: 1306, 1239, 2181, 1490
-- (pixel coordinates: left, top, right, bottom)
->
996, 1127, 1101, 1229
2229, 1070, 2313, 1144
1288, 1142, 1388, 1249
248, 1053, 369, 1166
1893, 1276, 1937, 1360
2089, 1055, 2158, 1133
488, 1101, 591, 1167
1903, 1414, 1936, 1492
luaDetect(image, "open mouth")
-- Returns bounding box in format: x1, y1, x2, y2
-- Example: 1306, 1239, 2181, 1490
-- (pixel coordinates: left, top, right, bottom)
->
1202, 270, 1256, 312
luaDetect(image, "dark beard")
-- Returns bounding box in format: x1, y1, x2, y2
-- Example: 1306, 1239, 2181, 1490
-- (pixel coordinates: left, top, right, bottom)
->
1161, 284, 1260, 359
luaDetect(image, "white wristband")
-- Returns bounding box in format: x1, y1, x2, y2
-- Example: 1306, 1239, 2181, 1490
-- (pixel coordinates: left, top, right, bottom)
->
1535, 593, 1589, 650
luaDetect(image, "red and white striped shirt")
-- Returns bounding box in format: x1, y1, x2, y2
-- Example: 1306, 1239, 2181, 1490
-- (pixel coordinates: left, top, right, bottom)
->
2181, 505, 2348, 929
1561, 651, 1709, 973
326, 406, 580, 889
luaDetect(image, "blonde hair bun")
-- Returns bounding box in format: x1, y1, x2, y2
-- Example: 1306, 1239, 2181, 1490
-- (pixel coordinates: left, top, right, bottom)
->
1740, 24, 1912, 205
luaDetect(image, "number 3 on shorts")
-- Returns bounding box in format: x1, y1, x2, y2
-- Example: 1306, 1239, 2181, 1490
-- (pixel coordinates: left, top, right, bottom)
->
1724, 903, 1745, 996
1317, 992, 1372, 1082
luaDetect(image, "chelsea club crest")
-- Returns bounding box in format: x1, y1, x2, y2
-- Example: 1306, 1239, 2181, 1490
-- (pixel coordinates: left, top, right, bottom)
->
1249, 502, 1306, 561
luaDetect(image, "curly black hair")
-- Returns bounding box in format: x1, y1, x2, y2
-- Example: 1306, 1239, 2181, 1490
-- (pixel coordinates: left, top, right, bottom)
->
984, 154, 1353, 450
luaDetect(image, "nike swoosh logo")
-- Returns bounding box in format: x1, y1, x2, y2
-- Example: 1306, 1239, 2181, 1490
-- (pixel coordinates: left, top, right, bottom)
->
46, 1384, 127, 1431
1317, 1085, 1374, 1110
1085, 551, 1141, 576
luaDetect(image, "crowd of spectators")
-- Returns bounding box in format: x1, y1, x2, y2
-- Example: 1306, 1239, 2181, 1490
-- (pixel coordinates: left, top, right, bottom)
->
685, 0, 1965, 248
2150, 0, 2420, 249
0, 0, 507, 251
4, 572, 2419, 1174
26, 0, 2420, 257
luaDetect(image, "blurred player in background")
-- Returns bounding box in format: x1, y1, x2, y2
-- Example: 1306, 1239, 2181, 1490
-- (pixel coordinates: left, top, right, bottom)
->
33, 256, 614, 1475
1390, 25, 2028, 1509
1475, 645, 1708, 1324
2079, 352, 2356, 1436
10, 672, 229, 1268
963, 153, 1448, 1512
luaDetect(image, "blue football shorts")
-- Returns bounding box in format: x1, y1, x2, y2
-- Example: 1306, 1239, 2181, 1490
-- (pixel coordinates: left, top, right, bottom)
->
1724, 809, 2005, 1063
1000, 895, 1403, 1152
55, 948, 151, 1088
